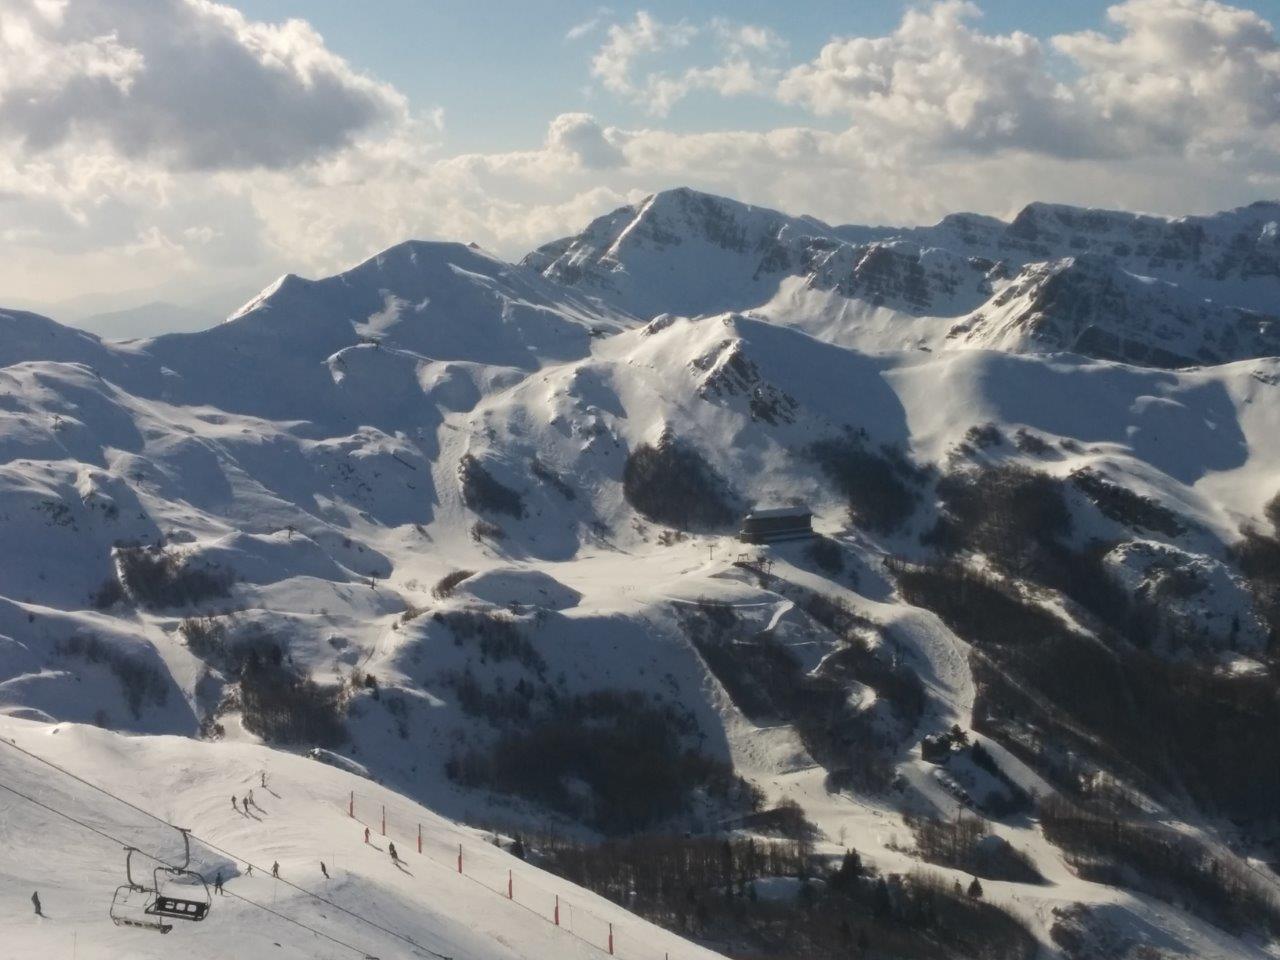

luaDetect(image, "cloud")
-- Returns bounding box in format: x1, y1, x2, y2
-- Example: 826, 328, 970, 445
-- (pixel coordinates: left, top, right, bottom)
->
1056, 0, 1280, 154
778, 1, 1094, 156
566, 7, 612, 42
588, 11, 785, 116
4, 0, 1280, 313
590, 11, 697, 96
779, 0, 1280, 161
545, 112, 625, 169
0, 0, 405, 170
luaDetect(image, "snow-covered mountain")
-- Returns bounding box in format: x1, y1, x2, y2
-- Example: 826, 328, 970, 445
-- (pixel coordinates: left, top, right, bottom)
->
4, 190, 1280, 959
526, 189, 1280, 367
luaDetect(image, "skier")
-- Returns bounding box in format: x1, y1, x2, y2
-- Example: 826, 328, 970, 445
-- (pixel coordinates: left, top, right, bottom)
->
246, 789, 255, 810
231, 794, 238, 812
214, 872, 224, 896
321, 862, 330, 880
271, 861, 280, 879
260, 771, 267, 788
31, 891, 42, 916
389, 842, 398, 863
246, 863, 253, 877
363, 827, 370, 844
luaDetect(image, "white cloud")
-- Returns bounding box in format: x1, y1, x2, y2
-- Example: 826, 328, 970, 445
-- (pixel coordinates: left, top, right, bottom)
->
585, 11, 782, 115
1056, 0, 1280, 154
566, 7, 612, 42
778, 1, 1094, 156
779, 0, 1280, 161
3, 0, 1280, 312
590, 11, 697, 97
545, 112, 625, 169
0, 0, 404, 170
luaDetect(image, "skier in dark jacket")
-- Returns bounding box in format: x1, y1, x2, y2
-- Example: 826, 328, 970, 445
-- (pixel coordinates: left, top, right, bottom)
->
388, 842, 398, 863
321, 862, 330, 879
214, 872, 224, 895
271, 861, 280, 879
31, 891, 42, 916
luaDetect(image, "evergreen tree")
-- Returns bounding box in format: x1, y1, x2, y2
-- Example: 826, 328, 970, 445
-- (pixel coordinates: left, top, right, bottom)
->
968, 876, 984, 899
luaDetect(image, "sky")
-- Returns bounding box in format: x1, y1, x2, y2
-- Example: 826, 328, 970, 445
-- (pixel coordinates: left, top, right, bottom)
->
3, 0, 1280, 320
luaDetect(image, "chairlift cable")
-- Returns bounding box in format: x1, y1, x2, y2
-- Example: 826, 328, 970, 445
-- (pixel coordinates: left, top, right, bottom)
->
0, 736, 453, 959
0, 777, 380, 957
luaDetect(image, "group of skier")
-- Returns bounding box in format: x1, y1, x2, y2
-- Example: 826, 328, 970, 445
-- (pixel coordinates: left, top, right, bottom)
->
32, 770, 403, 919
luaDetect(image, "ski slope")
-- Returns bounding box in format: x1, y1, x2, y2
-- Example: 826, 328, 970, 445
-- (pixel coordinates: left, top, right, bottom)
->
0, 715, 728, 960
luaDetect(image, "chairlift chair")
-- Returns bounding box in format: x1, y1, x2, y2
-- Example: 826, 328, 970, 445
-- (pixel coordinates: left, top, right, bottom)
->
110, 847, 172, 934
147, 828, 210, 922
109, 829, 211, 932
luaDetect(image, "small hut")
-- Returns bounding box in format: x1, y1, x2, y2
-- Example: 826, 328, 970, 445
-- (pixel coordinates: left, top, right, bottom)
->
738, 506, 814, 544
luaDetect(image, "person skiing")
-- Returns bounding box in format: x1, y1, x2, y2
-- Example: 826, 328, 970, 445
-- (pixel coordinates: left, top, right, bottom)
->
31, 891, 42, 916
388, 842, 398, 863
260, 771, 267, 788
214, 872, 224, 896
246, 863, 253, 877
271, 861, 279, 879
231, 794, 238, 812
321, 862, 330, 880
363, 827, 370, 844
246, 789, 255, 810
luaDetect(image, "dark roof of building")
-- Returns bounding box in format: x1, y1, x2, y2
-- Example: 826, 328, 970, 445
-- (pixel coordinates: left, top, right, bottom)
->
744, 506, 811, 521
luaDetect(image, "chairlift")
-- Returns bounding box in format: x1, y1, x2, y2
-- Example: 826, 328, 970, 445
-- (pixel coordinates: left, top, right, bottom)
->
110, 847, 172, 934
109, 828, 211, 932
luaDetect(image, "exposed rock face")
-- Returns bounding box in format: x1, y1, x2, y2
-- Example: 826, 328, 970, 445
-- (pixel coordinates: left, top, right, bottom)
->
526, 189, 1280, 368
948, 255, 1280, 368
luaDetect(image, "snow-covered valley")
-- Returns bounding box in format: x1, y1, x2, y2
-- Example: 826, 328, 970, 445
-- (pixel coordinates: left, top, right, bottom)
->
4, 188, 1280, 958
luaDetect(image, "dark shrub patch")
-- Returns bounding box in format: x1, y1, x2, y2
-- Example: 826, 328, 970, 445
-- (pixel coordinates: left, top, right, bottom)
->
528, 831, 1036, 960
809, 434, 923, 534
677, 594, 919, 792
623, 429, 739, 532
239, 654, 347, 747
436, 608, 546, 673
894, 559, 1280, 823
530, 457, 576, 500
806, 536, 845, 575
57, 634, 169, 719
107, 543, 232, 609
448, 689, 753, 834
1013, 429, 1053, 456
432, 569, 475, 599
1231, 528, 1280, 647
904, 811, 1043, 884
1041, 794, 1280, 936
458, 454, 524, 517
1070, 468, 1185, 536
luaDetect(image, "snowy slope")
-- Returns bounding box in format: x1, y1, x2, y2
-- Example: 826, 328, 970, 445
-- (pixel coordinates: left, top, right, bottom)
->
527, 189, 1280, 370
0, 716, 728, 960
4, 191, 1280, 958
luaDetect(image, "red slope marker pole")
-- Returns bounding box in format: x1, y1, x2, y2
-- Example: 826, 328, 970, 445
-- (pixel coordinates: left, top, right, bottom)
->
608, 923, 614, 955
381, 804, 386, 836
417, 823, 422, 854
457, 843, 463, 873
348, 791, 353, 817
507, 868, 513, 899
554, 895, 559, 926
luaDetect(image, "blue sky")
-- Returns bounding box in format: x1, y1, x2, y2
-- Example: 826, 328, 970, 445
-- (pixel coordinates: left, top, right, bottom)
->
4, 0, 1280, 311
231, 0, 1127, 152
